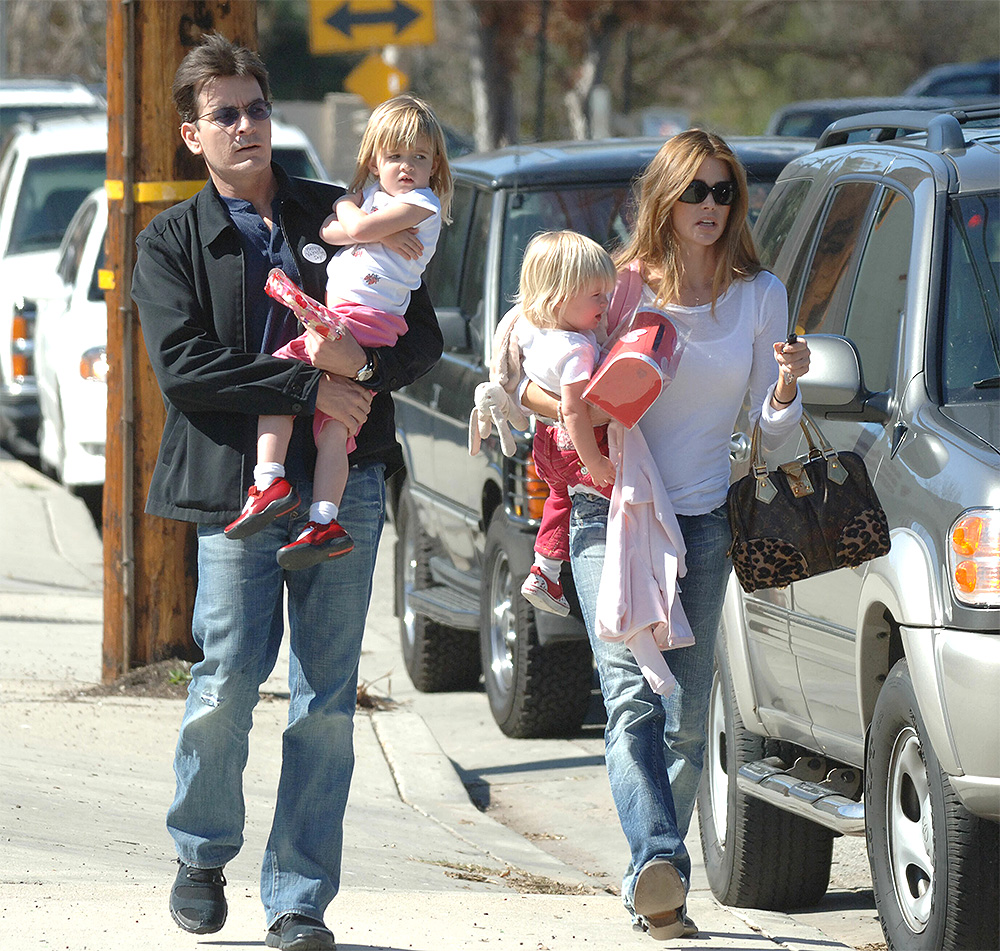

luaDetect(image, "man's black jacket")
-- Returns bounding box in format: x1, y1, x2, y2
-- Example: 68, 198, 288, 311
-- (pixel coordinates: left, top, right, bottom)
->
131, 166, 442, 524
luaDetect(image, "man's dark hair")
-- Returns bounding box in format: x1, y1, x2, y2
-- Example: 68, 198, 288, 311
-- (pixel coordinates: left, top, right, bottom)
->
172, 32, 271, 122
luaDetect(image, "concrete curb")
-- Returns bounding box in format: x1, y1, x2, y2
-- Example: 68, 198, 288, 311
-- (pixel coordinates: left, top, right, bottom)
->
371, 708, 601, 892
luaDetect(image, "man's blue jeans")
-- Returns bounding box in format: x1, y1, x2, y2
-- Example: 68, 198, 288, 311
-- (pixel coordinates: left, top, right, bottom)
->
166, 464, 385, 927
569, 493, 731, 910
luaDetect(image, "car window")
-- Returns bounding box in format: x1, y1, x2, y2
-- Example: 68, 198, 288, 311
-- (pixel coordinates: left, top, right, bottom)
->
458, 188, 492, 355
843, 187, 913, 394
498, 185, 634, 318
755, 179, 811, 268
272, 147, 323, 181
425, 183, 474, 312
923, 75, 998, 97
8, 151, 106, 254
56, 199, 98, 286
941, 192, 1000, 403
792, 181, 877, 335
87, 227, 108, 303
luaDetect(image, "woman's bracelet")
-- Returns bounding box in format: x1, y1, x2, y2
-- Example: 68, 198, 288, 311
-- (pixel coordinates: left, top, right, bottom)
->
773, 388, 797, 406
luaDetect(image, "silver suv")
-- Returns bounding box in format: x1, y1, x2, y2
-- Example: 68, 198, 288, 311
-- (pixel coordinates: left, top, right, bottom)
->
699, 106, 999, 951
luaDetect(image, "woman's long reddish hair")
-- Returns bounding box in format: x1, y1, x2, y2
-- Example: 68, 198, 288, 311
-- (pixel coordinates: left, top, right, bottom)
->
614, 129, 762, 309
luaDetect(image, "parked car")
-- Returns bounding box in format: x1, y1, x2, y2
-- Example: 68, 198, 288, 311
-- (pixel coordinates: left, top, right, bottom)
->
0, 78, 103, 145
698, 106, 999, 951
0, 112, 329, 456
904, 58, 999, 98
391, 135, 814, 738
0, 113, 107, 454
764, 95, 956, 138
34, 188, 107, 490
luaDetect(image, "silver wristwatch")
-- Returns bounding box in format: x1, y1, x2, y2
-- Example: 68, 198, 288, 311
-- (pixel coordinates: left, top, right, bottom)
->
354, 352, 376, 383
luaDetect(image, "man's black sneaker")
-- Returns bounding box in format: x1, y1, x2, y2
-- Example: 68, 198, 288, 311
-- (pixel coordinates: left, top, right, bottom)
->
169, 861, 227, 934
265, 913, 336, 950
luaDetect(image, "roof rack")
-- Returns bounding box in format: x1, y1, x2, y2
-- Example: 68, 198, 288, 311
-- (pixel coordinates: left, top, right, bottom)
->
816, 105, 999, 152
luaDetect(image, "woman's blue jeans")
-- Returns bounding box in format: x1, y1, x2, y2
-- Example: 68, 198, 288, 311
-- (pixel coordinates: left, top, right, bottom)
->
569, 493, 731, 910
166, 464, 385, 928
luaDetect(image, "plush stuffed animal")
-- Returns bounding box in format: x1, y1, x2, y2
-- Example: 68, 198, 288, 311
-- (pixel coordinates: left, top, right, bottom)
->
468, 307, 529, 457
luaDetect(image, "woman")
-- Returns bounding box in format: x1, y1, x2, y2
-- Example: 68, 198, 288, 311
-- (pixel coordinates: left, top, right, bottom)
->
525, 129, 810, 940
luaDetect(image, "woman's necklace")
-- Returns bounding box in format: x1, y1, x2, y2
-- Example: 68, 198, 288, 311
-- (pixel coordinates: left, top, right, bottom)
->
680, 280, 713, 306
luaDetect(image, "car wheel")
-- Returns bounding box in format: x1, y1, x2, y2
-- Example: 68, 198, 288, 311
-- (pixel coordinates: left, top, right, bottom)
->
394, 484, 479, 692
866, 658, 999, 950
698, 641, 834, 910
479, 510, 592, 738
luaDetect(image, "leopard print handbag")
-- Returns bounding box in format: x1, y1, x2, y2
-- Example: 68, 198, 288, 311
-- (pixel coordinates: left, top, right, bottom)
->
726, 412, 891, 594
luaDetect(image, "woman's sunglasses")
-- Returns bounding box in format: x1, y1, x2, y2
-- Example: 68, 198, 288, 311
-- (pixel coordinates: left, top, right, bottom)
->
194, 99, 273, 128
678, 179, 736, 206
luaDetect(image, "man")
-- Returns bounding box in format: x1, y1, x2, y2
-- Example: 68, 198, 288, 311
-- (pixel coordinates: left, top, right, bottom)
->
131, 34, 441, 951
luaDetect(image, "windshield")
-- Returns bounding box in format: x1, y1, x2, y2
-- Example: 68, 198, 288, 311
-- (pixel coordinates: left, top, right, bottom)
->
499, 186, 635, 313
8, 151, 107, 255
941, 193, 1000, 403
273, 146, 325, 182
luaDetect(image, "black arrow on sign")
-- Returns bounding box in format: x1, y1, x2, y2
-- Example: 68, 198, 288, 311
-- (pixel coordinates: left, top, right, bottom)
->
326, 1, 420, 38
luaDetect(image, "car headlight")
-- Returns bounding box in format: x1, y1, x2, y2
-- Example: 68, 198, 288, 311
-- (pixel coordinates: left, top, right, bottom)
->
80, 346, 108, 383
949, 509, 1000, 607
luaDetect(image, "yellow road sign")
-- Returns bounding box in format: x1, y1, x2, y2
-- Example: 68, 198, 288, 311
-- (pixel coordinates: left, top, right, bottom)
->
309, 0, 435, 54
345, 53, 409, 108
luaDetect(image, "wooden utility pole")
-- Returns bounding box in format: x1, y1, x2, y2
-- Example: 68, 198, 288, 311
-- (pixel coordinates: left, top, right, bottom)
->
103, 0, 258, 682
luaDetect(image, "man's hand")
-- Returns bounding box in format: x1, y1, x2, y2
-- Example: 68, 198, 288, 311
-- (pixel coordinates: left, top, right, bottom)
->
381, 226, 423, 261
315, 374, 373, 432
304, 325, 366, 377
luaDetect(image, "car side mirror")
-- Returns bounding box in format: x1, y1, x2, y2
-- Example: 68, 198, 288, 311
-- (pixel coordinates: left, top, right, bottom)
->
799, 333, 890, 423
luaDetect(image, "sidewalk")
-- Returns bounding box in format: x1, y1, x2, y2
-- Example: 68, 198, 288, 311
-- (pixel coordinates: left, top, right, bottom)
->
0, 457, 851, 950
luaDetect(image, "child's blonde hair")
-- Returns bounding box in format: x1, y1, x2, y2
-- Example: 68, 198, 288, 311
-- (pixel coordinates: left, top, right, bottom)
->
349, 94, 453, 223
516, 231, 616, 330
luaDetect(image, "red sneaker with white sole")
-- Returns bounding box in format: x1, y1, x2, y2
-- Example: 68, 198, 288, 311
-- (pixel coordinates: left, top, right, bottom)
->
277, 519, 354, 570
520, 565, 571, 616
225, 479, 299, 539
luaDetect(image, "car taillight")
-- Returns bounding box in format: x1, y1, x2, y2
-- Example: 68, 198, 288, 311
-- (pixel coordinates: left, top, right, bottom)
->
525, 460, 548, 521
949, 510, 1000, 607
11, 298, 36, 380
80, 346, 109, 383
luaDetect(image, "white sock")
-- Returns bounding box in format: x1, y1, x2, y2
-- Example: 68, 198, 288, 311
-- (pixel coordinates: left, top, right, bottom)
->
309, 500, 339, 525
534, 554, 562, 581
254, 462, 285, 491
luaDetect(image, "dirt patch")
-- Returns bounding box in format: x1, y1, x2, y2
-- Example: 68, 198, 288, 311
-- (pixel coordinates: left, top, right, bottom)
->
79, 660, 399, 710
427, 860, 611, 896
81, 659, 194, 700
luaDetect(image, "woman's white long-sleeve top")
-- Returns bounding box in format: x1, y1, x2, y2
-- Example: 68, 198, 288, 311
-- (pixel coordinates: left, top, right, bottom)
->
637, 270, 802, 516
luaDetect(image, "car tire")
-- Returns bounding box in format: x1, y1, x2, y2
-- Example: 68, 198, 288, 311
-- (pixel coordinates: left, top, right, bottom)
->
866, 658, 999, 951
394, 484, 480, 692
479, 510, 592, 739
698, 641, 834, 910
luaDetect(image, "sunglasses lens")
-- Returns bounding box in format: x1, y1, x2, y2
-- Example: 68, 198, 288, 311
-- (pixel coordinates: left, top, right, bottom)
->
715, 182, 735, 205
247, 100, 272, 121
679, 181, 708, 204
212, 108, 240, 127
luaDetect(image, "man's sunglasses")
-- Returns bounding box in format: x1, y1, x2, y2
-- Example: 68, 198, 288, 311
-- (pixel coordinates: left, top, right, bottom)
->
678, 179, 736, 206
194, 99, 273, 128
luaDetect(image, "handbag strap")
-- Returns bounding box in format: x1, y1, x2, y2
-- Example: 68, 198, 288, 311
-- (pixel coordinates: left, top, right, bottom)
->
748, 410, 848, 500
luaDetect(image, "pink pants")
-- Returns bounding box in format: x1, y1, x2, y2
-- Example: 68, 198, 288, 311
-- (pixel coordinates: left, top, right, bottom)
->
532, 422, 612, 562
273, 301, 406, 450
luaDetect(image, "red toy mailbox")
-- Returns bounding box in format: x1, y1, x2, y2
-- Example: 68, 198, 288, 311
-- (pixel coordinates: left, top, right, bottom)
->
583, 310, 684, 429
